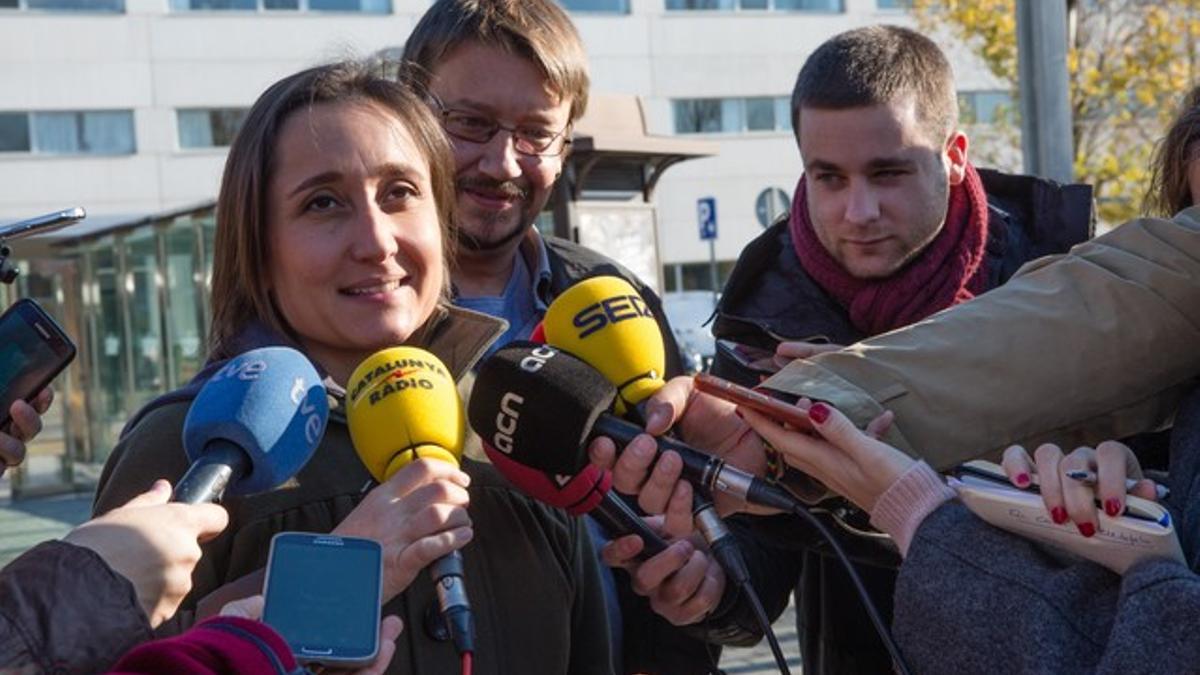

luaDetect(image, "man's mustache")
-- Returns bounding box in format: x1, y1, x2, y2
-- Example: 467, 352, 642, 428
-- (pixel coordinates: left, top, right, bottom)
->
457, 176, 529, 201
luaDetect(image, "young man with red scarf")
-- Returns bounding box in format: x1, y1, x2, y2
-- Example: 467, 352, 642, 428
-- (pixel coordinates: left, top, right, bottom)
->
704, 25, 1094, 674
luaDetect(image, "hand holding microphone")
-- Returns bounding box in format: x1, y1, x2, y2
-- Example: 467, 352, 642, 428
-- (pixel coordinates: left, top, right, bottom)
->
540, 277, 754, 624
540, 277, 774, 517
600, 516, 728, 627
340, 347, 475, 655
64, 479, 229, 628
80, 346, 328, 626
469, 343, 670, 560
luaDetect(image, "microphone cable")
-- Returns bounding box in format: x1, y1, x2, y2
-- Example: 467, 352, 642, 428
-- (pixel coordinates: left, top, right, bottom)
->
787, 501, 913, 675
691, 487, 791, 675
629, 404, 793, 674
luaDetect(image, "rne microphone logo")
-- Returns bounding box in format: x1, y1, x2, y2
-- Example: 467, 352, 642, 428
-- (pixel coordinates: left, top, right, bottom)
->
289, 376, 324, 447
493, 392, 524, 454
572, 295, 653, 339
214, 358, 267, 382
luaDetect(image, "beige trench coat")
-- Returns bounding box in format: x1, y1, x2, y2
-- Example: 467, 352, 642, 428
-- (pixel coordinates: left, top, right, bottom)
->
762, 206, 1200, 470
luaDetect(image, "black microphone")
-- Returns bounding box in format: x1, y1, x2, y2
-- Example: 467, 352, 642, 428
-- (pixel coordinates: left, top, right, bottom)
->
468, 342, 802, 515
176, 347, 329, 504
480, 439, 669, 559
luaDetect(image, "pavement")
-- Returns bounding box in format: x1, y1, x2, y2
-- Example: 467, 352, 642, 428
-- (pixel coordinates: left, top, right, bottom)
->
0, 482, 799, 674
0, 486, 91, 567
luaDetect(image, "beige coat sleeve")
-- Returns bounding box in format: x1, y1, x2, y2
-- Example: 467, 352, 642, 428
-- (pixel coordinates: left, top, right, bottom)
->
761, 206, 1200, 471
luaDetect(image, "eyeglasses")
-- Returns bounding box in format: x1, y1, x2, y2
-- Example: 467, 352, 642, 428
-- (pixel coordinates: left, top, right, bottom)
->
429, 97, 572, 157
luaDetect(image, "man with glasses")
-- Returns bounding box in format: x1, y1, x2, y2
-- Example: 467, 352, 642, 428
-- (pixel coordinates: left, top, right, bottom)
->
402, 2, 743, 674
404, 0, 683, 366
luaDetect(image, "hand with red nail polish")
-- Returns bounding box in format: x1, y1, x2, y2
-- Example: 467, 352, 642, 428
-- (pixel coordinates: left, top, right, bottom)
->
1003, 441, 1153, 534
738, 401, 912, 513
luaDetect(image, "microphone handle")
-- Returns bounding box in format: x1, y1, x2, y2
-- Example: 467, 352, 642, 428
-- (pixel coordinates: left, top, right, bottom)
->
590, 414, 801, 513
590, 491, 670, 559
430, 550, 474, 654
691, 489, 751, 587
171, 441, 249, 504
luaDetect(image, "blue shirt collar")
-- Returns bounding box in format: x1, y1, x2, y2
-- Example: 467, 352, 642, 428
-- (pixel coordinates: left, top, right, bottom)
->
517, 227, 555, 313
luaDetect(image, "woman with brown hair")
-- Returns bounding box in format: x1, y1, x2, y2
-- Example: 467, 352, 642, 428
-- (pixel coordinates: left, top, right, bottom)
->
92, 60, 610, 675
1146, 84, 1200, 217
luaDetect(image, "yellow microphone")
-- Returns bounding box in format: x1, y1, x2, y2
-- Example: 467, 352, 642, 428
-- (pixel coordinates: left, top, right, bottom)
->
346, 346, 464, 481
543, 276, 666, 414
345, 346, 473, 655
544, 279, 760, 600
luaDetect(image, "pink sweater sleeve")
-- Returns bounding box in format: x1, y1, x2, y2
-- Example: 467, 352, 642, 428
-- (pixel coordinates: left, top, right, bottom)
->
869, 461, 955, 557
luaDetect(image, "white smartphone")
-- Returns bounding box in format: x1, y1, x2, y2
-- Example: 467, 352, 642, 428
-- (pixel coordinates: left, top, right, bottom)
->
262, 532, 384, 668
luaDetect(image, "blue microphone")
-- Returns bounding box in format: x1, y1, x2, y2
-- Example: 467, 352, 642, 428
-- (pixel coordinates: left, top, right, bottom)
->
174, 347, 329, 504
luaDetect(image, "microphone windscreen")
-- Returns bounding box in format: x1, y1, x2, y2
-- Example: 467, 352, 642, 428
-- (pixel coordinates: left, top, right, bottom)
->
543, 276, 666, 411
481, 441, 611, 515
346, 346, 464, 482
183, 347, 328, 496
468, 341, 615, 476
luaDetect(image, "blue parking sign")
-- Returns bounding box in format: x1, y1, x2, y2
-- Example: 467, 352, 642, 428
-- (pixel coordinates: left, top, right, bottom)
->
697, 197, 717, 240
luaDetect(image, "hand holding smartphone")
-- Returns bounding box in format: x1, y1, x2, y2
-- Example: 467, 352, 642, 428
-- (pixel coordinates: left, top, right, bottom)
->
694, 372, 813, 432
0, 299, 75, 432
262, 532, 384, 668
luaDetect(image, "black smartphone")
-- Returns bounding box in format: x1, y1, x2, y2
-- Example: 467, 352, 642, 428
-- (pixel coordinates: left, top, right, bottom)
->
0, 299, 76, 431
262, 532, 384, 668
714, 338, 781, 376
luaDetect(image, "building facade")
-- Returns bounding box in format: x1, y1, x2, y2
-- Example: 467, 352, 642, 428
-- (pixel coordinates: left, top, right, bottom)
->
0, 0, 1011, 494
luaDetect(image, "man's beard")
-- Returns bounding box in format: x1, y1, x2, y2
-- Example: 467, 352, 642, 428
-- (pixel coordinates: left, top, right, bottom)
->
455, 175, 533, 253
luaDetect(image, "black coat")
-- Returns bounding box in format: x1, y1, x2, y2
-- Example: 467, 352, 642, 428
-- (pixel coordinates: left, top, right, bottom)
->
710, 169, 1095, 674
0, 541, 153, 673
541, 235, 743, 674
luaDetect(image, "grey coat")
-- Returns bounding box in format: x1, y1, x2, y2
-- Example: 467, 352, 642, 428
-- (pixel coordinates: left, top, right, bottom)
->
894, 386, 1200, 674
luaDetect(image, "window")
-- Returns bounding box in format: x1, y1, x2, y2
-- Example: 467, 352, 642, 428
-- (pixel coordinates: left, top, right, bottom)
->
959, 90, 1015, 125
0, 113, 30, 152
169, 0, 388, 11
662, 261, 736, 293
177, 108, 248, 149
0, 111, 135, 155
673, 97, 791, 134
0, 0, 123, 11
35, 112, 135, 154
559, 0, 629, 12
666, 0, 841, 10
745, 97, 776, 131
876, 0, 912, 8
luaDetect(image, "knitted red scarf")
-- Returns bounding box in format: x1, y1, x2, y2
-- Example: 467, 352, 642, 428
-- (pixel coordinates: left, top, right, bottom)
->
789, 163, 990, 336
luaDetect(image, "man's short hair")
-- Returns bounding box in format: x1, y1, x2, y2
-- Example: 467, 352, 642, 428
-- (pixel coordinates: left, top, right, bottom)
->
791, 25, 958, 143
403, 0, 590, 124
